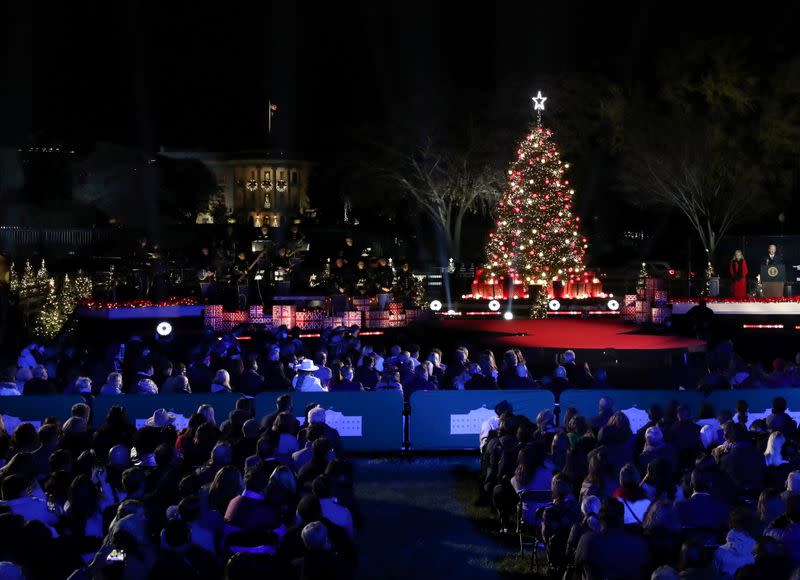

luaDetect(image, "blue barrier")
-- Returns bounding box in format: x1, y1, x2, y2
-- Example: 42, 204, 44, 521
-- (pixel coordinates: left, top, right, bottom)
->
92, 394, 242, 430
255, 391, 404, 452
409, 390, 556, 450
0, 396, 85, 431
558, 389, 705, 424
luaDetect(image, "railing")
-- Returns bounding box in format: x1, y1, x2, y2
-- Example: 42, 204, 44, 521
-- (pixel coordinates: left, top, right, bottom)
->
0, 227, 114, 254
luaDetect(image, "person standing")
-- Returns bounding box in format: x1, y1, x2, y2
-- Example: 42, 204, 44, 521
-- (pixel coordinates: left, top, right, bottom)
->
730, 250, 748, 299
765, 243, 783, 265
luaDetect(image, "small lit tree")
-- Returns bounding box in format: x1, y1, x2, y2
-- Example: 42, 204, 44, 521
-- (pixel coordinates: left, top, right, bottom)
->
33, 278, 65, 340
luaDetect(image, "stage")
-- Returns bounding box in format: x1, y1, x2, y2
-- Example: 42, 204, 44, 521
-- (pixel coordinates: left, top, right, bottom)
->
441, 318, 706, 352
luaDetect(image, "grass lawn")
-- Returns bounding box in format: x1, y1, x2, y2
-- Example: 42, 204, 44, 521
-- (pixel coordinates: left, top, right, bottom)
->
353, 456, 546, 579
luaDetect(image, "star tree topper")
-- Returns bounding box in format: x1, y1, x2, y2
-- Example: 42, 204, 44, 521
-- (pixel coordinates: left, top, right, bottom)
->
531, 91, 547, 111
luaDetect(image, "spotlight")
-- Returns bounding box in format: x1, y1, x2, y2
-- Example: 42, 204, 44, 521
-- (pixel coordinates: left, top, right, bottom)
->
488, 300, 501, 312
607, 299, 620, 311
429, 300, 442, 312
446, 309, 457, 316
503, 311, 514, 321
156, 321, 173, 337
548, 299, 561, 311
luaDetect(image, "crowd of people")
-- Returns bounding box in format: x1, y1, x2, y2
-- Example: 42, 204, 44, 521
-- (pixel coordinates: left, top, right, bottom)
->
0, 393, 356, 580
480, 394, 800, 579
4, 328, 602, 401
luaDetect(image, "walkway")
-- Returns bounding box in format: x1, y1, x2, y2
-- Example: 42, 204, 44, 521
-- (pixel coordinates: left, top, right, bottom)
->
353, 456, 513, 580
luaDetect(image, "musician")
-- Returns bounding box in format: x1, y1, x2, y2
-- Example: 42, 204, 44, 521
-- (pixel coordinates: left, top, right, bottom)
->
339, 235, 358, 265
131, 236, 153, 297
351, 259, 370, 296
231, 251, 249, 281
375, 257, 395, 310
765, 244, 784, 265
329, 257, 349, 294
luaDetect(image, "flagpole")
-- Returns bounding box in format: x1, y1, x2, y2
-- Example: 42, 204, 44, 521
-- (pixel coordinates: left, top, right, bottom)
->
268, 99, 272, 136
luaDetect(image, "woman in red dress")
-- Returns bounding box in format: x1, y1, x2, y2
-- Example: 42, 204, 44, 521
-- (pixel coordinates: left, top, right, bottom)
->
730, 249, 748, 298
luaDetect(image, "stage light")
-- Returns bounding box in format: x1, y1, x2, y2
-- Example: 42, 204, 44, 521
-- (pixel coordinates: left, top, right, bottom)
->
156, 321, 173, 337
503, 311, 514, 321
607, 299, 620, 311
446, 309, 457, 316
488, 300, 501, 312
548, 299, 561, 311
429, 300, 442, 312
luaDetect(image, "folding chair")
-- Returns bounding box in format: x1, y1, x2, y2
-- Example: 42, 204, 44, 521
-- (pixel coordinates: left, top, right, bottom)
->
516, 489, 552, 570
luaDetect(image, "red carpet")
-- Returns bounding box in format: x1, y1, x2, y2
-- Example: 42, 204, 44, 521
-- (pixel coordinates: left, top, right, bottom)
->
442, 318, 706, 351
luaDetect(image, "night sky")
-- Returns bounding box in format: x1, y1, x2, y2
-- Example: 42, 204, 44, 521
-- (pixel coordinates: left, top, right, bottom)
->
5, 1, 798, 157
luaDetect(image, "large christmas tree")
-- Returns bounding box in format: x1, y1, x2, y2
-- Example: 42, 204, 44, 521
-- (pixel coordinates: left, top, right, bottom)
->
473, 92, 588, 299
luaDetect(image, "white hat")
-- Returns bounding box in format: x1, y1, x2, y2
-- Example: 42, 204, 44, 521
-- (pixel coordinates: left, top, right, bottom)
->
297, 359, 319, 372
146, 408, 176, 427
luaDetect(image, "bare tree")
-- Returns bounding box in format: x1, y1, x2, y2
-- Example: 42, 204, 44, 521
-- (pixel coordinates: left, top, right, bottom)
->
386, 138, 501, 260
624, 135, 757, 261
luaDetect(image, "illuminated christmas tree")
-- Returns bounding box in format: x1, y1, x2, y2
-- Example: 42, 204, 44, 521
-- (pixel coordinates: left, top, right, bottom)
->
474, 92, 588, 298
73, 270, 93, 300
33, 278, 65, 340
19, 260, 36, 299
36, 259, 49, 287
58, 274, 76, 316
9, 262, 18, 294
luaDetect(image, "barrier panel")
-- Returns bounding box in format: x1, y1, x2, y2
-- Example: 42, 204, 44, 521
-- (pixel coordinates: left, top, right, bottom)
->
0, 396, 85, 432
409, 390, 556, 450
255, 391, 405, 452
706, 389, 800, 428
559, 390, 706, 433
92, 394, 242, 430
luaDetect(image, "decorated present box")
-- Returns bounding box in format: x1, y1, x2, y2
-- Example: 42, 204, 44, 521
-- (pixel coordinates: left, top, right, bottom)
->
405, 309, 425, 322
634, 311, 649, 323
623, 294, 637, 307
342, 311, 362, 327
325, 316, 344, 328
651, 306, 670, 324
272, 305, 297, 318
653, 290, 669, 304
295, 310, 325, 330
365, 310, 390, 320
249, 305, 264, 318
205, 304, 223, 316
388, 301, 404, 314
634, 300, 651, 313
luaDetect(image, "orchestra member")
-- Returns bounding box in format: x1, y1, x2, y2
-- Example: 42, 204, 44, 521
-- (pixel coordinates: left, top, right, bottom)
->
729, 250, 748, 298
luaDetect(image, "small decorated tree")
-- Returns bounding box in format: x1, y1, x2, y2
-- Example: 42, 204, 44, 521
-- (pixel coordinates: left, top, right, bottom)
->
33, 278, 66, 340
9, 262, 18, 294
73, 270, 93, 300
636, 262, 648, 294
19, 260, 36, 299
58, 274, 77, 316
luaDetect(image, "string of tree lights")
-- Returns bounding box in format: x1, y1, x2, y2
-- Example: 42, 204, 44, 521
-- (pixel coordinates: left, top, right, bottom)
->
473, 93, 589, 298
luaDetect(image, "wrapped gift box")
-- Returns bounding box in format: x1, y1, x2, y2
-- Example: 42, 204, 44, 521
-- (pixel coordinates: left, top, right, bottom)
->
388, 301, 404, 314
342, 311, 362, 327
272, 305, 297, 318
249, 305, 264, 318
405, 309, 425, 322
325, 316, 344, 328
635, 300, 651, 313
651, 306, 670, 324
205, 304, 223, 316
653, 290, 668, 304
295, 310, 325, 330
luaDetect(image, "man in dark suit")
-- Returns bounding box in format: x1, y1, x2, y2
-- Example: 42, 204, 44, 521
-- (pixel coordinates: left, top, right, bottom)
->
260, 394, 299, 434
668, 404, 702, 470
330, 366, 362, 392
765, 243, 784, 265
719, 425, 766, 494
574, 498, 651, 580
238, 356, 265, 396
261, 346, 292, 391
23, 365, 56, 395
677, 469, 731, 533
767, 396, 797, 436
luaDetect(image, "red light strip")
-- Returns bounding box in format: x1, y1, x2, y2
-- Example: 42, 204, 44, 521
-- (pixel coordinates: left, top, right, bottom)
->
235, 336, 252, 340
742, 324, 784, 329
298, 333, 322, 338
359, 331, 385, 336
464, 311, 502, 316
547, 311, 582, 316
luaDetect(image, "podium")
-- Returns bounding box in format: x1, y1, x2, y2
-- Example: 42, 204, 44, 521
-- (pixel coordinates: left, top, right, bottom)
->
761, 264, 785, 297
